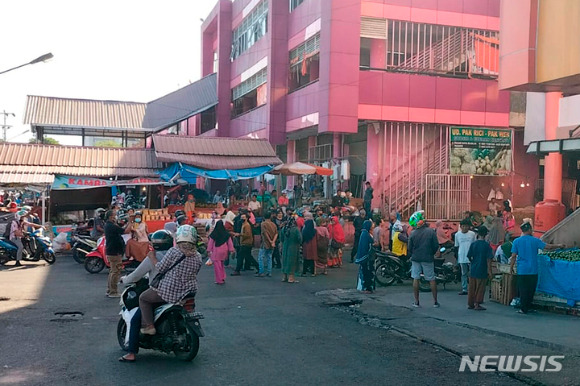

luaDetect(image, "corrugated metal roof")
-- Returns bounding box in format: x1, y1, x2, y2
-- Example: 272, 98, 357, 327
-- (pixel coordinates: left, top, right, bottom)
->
152, 134, 277, 157
0, 172, 54, 185
0, 143, 163, 177
142, 73, 218, 130
152, 134, 282, 170
23, 96, 147, 129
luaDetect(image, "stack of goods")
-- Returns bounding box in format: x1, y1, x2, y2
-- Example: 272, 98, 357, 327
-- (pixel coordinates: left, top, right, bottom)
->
543, 249, 580, 262
142, 209, 171, 222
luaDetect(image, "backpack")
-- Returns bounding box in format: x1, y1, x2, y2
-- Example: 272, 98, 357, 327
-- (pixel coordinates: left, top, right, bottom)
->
2, 220, 16, 239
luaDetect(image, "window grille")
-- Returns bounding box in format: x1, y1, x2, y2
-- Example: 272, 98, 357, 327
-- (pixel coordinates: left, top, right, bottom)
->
289, 33, 320, 66
290, 0, 305, 12
232, 68, 268, 101
231, 0, 268, 61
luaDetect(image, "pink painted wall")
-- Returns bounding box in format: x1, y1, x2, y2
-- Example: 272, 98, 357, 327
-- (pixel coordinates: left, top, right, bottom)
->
358, 72, 510, 127
288, 0, 322, 38
318, 0, 361, 134
361, 0, 500, 29
230, 105, 268, 138
498, 0, 538, 90
286, 82, 320, 122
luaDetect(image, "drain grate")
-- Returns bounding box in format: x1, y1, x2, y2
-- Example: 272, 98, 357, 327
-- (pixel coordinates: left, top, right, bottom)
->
50, 311, 84, 322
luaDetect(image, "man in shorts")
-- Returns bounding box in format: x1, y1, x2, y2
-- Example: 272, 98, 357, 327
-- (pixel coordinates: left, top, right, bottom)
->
408, 211, 440, 308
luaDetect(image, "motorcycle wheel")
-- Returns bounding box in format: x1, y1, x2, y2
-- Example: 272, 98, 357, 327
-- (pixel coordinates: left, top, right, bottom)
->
374, 263, 397, 287
43, 251, 56, 265
84, 256, 105, 274
117, 318, 129, 351
0, 255, 9, 265
173, 321, 200, 361
418, 277, 433, 292
72, 247, 86, 264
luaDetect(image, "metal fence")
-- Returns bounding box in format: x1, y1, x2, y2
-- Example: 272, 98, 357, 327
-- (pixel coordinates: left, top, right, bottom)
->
425, 174, 471, 220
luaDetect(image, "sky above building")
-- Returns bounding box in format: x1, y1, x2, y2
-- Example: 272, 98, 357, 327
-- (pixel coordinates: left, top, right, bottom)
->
0, 0, 218, 145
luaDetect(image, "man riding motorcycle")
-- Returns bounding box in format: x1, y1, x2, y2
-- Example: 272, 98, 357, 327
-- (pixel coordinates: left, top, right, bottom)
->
119, 225, 202, 362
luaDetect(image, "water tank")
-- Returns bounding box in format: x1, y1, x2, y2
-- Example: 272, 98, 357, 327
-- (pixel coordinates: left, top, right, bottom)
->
534, 199, 566, 237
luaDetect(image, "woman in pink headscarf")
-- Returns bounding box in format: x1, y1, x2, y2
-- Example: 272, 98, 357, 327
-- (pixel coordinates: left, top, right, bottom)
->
328, 216, 345, 268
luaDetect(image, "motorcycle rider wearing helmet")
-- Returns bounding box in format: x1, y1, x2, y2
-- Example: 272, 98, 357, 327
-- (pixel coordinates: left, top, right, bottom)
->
408, 211, 440, 308
91, 208, 106, 240
10, 211, 44, 267
138, 225, 202, 338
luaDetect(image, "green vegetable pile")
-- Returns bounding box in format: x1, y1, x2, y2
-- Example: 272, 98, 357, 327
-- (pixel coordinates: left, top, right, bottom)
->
543, 249, 580, 262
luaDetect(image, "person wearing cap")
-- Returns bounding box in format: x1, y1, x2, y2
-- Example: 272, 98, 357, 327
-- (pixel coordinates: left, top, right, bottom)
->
91, 208, 106, 240
510, 222, 564, 314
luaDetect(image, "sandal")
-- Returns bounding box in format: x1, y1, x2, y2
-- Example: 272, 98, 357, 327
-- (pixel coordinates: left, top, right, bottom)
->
287, 280, 299, 284
119, 355, 136, 363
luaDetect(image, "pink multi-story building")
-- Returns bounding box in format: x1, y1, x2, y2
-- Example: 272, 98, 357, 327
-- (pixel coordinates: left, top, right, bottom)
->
198, 0, 512, 219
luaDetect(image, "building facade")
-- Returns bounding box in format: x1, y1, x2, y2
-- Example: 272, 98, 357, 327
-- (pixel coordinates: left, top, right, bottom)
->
198, 0, 512, 219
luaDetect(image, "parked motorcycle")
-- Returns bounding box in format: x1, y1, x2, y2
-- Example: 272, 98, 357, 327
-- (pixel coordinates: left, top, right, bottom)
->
374, 248, 412, 287
418, 248, 460, 292
22, 229, 56, 264
117, 283, 204, 361
84, 237, 139, 274
71, 235, 97, 264
0, 237, 19, 265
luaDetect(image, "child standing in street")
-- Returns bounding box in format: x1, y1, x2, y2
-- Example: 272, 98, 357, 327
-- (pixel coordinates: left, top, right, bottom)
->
467, 227, 493, 310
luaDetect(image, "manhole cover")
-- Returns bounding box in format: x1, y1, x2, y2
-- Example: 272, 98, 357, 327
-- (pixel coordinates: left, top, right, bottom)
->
50, 311, 84, 322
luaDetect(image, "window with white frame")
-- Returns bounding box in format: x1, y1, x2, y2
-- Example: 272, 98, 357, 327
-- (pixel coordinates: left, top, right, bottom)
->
230, 0, 268, 61
231, 68, 268, 117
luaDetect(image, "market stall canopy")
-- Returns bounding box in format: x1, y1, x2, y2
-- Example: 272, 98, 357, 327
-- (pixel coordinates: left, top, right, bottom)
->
271, 162, 333, 176
152, 135, 282, 170
527, 138, 580, 155
159, 162, 273, 182
0, 143, 164, 185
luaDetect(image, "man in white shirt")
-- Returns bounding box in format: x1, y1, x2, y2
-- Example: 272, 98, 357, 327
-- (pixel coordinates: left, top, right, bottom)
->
454, 219, 476, 295
248, 194, 261, 214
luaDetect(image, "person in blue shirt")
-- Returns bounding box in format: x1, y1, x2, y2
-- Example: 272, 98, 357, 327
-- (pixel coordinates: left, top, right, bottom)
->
510, 222, 564, 314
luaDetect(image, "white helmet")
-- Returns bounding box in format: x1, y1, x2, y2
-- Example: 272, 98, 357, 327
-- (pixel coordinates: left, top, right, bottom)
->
175, 224, 197, 244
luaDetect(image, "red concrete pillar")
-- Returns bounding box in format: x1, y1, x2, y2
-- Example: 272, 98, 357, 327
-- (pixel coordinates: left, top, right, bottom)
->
370, 38, 386, 69
543, 92, 562, 201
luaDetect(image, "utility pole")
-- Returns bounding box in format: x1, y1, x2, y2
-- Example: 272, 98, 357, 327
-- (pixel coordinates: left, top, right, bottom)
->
0, 110, 15, 142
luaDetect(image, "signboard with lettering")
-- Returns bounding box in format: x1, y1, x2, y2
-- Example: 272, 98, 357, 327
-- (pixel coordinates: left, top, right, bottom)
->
52, 176, 162, 190
449, 127, 512, 175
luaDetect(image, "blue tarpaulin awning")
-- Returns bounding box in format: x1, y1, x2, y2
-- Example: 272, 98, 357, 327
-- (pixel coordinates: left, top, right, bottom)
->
159, 163, 274, 182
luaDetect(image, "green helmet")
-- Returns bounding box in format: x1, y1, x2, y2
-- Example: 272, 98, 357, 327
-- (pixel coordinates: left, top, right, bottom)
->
409, 211, 426, 228
176, 224, 198, 244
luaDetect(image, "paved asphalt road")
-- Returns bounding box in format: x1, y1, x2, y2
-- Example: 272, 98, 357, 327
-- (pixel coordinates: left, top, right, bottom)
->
0, 255, 523, 386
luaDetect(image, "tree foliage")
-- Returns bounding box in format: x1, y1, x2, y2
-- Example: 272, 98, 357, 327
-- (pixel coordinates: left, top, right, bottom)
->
29, 137, 60, 145
93, 140, 122, 148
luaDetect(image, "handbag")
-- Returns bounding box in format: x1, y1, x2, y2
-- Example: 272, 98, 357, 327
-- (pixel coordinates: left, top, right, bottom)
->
150, 252, 186, 289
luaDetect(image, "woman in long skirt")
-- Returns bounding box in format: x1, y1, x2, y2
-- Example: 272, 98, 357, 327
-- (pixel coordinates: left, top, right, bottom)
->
355, 220, 375, 294
281, 217, 302, 283
315, 218, 330, 275
301, 218, 317, 276
328, 216, 345, 267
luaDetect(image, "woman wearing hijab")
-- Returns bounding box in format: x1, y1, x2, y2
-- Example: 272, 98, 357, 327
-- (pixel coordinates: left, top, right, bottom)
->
222, 211, 237, 267
281, 217, 302, 283
315, 217, 330, 275
487, 214, 506, 253
483, 216, 494, 231
301, 218, 318, 276
125, 212, 152, 262
355, 220, 375, 294
207, 221, 234, 285
328, 216, 345, 267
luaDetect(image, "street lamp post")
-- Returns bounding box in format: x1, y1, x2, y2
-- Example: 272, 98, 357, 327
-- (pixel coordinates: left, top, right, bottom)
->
0, 52, 53, 76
